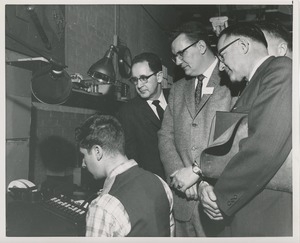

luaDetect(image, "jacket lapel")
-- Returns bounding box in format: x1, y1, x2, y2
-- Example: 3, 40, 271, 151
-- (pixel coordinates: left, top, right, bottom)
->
138, 98, 161, 128
163, 89, 170, 103
184, 77, 196, 117
233, 56, 274, 110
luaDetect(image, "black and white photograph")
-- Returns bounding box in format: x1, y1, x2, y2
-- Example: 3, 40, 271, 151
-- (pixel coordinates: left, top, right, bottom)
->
2, 1, 299, 242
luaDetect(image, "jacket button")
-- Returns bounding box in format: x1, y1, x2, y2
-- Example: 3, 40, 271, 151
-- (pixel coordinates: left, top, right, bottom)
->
234, 195, 237, 199
227, 201, 232, 206
192, 123, 197, 127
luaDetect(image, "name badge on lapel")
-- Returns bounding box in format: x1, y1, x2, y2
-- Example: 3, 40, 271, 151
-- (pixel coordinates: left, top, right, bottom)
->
202, 87, 214, 95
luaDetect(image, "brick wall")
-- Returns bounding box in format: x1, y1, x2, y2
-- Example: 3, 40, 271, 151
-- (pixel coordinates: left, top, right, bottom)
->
30, 103, 96, 188
65, 5, 115, 77
6, 50, 32, 188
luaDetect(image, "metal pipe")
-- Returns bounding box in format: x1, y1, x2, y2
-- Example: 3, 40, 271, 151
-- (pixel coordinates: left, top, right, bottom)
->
27, 5, 52, 50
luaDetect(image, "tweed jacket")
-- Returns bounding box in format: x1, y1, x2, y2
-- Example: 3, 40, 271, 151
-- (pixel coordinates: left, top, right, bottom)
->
158, 64, 232, 221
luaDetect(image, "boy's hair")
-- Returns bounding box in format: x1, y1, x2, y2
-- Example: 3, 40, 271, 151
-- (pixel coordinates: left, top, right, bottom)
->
75, 114, 125, 155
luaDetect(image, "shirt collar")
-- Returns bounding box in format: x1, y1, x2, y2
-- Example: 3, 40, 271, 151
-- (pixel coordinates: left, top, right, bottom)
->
203, 57, 218, 80
101, 159, 137, 194
248, 55, 270, 81
147, 90, 167, 109
195, 57, 218, 87
109, 159, 137, 178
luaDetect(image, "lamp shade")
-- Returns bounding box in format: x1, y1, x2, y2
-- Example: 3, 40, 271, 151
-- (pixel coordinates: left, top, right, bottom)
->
87, 45, 116, 84
31, 64, 72, 105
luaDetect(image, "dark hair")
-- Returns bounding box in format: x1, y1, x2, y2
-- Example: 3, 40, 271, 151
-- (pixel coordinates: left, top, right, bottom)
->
219, 22, 268, 48
170, 21, 211, 47
257, 21, 292, 51
132, 52, 162, 73
75, 114, 125, 155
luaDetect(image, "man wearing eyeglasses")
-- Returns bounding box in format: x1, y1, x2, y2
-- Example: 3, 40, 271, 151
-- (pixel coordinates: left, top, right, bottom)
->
117, 52, 168, 181
158, 21, 233, 237
198, 23, 292, 236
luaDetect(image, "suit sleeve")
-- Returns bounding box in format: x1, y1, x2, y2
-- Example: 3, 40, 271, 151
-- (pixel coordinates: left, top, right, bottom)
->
158, 84, 185, 183
117, 105, 138, 161
214, 58, 292, 216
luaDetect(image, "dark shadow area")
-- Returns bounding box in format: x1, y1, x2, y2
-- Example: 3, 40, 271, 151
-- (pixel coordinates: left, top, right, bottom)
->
38, 136, 78, 197
220, 71, 247, 97
172, 64, 185, 82
39, 135, 76, 171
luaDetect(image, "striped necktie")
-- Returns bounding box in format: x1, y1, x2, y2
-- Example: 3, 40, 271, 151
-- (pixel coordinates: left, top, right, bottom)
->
195, 74, 205, 110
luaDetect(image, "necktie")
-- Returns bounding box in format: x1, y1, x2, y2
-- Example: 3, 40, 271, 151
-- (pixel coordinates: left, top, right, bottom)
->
152, 100, 164, 121
195, 74, 205, 110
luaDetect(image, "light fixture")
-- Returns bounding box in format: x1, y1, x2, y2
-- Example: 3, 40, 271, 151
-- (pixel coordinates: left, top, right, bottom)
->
31, 64, 72, 105
209, 6, 229, 37
210, 16, 228, 37
87, 45, 116, 84
6, 31, 72, 105
87, 44, 132, 84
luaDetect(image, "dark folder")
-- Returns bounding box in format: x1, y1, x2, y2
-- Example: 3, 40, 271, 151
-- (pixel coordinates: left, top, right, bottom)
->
200, 111, 292, 192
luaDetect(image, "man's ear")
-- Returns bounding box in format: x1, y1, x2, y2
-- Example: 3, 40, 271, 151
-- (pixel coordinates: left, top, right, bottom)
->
156, 71, 164, 84
278, 42, 288, 56
239, 38, 250, 54
196, 40, 207, 54
93, 145, 103, 161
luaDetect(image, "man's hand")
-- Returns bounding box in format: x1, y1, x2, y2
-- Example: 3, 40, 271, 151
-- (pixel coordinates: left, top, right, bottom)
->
198, 181, 223, 220
185, 184, 198, 200
170, 166, 199, 192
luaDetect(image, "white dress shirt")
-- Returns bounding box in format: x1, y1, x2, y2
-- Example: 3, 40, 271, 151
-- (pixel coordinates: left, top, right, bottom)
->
147, 91, 167, 119
195, 57, 218, 96
248, 55, 270, 81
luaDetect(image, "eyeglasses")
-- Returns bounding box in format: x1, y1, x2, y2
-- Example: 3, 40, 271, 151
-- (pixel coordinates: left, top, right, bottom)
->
129, 71, 158, 85
217, 38, 240, 62
171, 40, 199, 63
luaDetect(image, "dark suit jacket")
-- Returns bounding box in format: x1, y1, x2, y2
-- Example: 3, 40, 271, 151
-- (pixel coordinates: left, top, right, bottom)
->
214, 56, 292, 236
117, 90, 169, 180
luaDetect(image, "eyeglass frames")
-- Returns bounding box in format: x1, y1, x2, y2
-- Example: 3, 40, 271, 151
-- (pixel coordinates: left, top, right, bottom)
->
216, 38, 240, 62
129, 71, 158, 85
171, 40, 199, 63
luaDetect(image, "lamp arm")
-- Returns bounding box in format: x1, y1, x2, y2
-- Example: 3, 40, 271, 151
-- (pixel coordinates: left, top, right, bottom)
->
6, 31, 67, 69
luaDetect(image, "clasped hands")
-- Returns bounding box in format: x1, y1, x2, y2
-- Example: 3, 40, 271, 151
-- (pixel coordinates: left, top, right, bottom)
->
170, 166, 199, 200
170, 166, 223, 220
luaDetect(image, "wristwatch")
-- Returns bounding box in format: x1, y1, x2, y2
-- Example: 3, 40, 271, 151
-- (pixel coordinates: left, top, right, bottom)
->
192, 162, 203, 179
